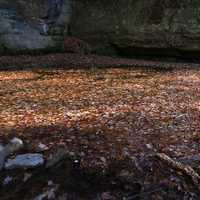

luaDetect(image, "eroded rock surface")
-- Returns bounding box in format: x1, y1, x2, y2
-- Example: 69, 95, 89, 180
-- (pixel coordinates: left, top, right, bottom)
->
0, 0, 72, 53
1, 0, 200, 57
70, 0, 200, 57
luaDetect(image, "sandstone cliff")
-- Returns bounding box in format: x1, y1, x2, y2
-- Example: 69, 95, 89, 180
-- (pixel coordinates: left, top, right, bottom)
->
0, 0, 72, 53
1, 0, 200, 57
71, 0, 200, 57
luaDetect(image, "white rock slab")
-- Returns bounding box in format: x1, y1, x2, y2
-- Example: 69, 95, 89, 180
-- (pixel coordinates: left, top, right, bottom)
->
5, 153, 44, 170
0, 138, 23, 171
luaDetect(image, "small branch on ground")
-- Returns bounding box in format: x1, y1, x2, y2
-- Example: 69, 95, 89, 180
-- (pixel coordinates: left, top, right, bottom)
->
156, 153, 200, 190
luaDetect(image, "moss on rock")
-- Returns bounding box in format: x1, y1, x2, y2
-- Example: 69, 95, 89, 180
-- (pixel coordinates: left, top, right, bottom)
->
70, 0, 200, 58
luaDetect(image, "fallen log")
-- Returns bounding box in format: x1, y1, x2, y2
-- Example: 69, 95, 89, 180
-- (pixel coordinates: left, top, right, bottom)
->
156, 153, 200, 190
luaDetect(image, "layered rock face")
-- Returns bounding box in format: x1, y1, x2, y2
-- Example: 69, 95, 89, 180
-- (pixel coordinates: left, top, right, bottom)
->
0, 0, 72, 53
1, 0, 200, 57
70, 0, 200, 57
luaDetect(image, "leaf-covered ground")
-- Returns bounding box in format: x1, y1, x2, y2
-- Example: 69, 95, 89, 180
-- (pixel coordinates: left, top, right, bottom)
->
0, 67, 199, 165
1, 54, 200, 199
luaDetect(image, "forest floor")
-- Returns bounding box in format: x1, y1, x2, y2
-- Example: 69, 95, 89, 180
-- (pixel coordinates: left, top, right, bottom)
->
0, 53, 200, 199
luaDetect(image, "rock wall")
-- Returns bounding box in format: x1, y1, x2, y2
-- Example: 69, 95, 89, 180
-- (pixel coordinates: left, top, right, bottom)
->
70, 0, 200, 57
0, 0, 72, 54
1, 0, 200, 57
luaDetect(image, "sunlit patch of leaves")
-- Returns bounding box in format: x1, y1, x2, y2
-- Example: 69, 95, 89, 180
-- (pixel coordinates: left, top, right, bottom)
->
0, 68, 200, 163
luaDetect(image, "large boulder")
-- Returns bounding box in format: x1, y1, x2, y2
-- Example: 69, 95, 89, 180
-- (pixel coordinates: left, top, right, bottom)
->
70, 0, 200, 57
0, 0, 72, 54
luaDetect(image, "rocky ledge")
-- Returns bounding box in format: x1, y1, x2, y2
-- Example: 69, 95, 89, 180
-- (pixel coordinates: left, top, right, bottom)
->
1, 1, 200, 58
70, 0, 200, 58
0, 0, 72, 54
